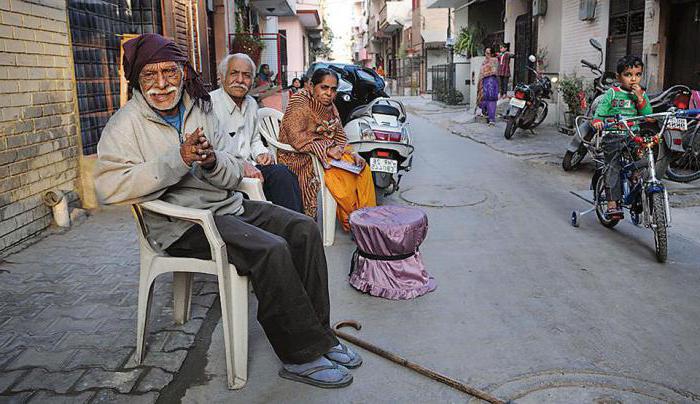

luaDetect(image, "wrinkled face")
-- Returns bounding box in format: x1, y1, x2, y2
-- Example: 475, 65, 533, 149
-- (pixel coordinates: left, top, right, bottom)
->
311, 75, 338, 106
139, 61, 184, 111
224, 57, 253, 99
618, 65, 643, 91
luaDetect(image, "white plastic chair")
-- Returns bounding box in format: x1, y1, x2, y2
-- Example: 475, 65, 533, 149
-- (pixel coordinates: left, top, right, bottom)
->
132, 177, 264, 390
257, 107, 337, 246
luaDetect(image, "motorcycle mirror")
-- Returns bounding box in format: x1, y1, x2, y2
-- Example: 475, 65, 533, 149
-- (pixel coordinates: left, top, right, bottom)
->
399, 116, 406, 123
528, 55, 537, 63
590, 38, 602, 51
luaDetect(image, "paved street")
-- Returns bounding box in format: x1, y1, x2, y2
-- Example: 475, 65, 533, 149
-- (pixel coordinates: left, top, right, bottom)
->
2, 97, 700, 403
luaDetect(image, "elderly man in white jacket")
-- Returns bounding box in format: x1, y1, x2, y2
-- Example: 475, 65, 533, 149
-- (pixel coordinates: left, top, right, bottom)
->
94, 34, 360, 389
209, 53, 302, 212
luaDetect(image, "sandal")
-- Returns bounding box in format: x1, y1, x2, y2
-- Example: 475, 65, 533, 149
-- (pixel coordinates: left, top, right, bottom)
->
278, 362, 353, 389
325, 343, 363, 369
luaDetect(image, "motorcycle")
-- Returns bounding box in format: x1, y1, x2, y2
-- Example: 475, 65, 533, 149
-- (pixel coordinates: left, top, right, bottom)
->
344, 97, 414, 196
563, 39, 694, 172
571, 108, 700, 262
504, 55, 555, 139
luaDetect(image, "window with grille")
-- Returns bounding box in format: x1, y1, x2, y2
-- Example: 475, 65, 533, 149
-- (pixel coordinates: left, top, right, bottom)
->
68, 0, 162, 155
606, 0, 645, 72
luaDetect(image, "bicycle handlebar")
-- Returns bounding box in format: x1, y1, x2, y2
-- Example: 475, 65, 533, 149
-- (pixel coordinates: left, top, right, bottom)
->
677, 108, 700, 117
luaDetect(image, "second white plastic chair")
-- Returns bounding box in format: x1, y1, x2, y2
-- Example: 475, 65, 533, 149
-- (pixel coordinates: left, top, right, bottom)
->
257, 107, 337, 246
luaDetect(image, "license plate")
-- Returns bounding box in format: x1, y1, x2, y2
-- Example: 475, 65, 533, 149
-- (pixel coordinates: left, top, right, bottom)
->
510, 98, 526, 108
667, 117, 688, 131
370, 158, 398, 174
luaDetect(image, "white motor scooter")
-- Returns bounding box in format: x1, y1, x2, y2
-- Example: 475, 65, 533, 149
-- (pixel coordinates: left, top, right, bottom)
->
344, 98, 414, 195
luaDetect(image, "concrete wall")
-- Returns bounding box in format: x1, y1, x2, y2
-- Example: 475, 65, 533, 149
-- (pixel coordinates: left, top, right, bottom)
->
504, 0, 527, 49
536, 0, 562, 74
560, 0, 609, 80
279, 16, 306, 81
0, 0, 80, 256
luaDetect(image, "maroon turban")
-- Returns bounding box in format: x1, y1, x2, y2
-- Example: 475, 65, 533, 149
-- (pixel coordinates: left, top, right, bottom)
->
122, 33, 210, 110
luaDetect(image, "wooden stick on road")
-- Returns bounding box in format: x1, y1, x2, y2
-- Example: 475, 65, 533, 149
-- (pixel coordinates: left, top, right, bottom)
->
333, 320, 509, 404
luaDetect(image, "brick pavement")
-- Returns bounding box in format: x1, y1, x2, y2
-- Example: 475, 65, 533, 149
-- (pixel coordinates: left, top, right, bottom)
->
0, 206, 219, 402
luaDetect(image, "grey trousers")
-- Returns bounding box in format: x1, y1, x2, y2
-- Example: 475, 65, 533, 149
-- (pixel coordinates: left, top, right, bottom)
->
166, 200, 338, 364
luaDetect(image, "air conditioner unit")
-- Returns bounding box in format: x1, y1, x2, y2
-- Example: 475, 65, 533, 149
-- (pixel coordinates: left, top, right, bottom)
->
533, 0, 547, 17
579, 0, 597, 21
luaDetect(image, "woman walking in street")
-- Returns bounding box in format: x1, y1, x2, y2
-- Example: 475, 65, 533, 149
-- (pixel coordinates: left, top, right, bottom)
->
476, 47, 500, 125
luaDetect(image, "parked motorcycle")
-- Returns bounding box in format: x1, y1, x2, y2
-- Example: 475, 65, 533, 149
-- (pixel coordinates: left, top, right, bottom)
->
344, 98, 414, 195
504, 55, 555, 139
562, 38, 695, 173
305, 62, 388, 125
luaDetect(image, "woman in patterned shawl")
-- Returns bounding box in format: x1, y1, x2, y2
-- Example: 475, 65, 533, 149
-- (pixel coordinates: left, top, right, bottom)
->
278, 68, 376, 231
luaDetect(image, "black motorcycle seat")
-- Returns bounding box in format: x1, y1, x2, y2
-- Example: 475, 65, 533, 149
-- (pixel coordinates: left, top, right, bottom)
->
372, 104, 400, 117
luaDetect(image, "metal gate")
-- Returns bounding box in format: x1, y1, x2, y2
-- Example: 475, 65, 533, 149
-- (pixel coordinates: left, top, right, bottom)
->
393, 57, 422, 96
429, 63, 467, 105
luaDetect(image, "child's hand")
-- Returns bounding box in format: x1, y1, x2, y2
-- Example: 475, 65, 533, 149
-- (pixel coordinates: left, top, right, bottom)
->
631, 84, 645, 102
592, 121, 604, 131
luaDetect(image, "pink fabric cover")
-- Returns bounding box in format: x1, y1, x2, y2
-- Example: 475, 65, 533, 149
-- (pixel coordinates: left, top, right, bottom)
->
348, 206, 436, 300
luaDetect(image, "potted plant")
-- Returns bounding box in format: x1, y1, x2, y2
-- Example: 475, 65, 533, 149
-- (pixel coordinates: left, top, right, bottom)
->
231, 33, 264, 65
558, 73, 586, 128
454, 24, 486, 58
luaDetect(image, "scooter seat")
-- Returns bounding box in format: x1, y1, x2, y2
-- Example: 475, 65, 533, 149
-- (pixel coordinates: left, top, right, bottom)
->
371, 104, 400, 117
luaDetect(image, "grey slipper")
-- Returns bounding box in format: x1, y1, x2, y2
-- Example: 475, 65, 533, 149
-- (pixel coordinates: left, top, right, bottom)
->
278, 363, 353, 389
325, 343, 363, 369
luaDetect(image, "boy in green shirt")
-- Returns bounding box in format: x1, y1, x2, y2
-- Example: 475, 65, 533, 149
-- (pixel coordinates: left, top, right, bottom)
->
591, 55, 652, 219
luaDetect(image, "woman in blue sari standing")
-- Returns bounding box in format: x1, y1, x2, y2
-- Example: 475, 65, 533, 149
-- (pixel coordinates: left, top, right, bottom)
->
476, 47, 500, 126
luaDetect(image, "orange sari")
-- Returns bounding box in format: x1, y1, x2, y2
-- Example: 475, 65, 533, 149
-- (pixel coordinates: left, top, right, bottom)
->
278, 90, 376, 230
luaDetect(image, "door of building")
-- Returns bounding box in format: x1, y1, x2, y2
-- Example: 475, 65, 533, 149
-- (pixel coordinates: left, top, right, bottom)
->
514, 14, 532, 86
665, 0, 700, 89
606, 0, 645, 72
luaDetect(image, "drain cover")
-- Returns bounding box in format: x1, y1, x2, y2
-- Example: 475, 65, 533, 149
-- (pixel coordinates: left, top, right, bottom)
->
471, 370, 697, 403
399, 185, 489, 208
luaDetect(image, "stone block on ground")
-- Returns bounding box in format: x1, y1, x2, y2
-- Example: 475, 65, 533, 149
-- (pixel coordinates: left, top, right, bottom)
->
73, 368, 142, 393
135, 368, 174, 393
11, 368, 85, 393
27, 391, 93, 403
91, 390, 158, 403
0, 369, 27, 392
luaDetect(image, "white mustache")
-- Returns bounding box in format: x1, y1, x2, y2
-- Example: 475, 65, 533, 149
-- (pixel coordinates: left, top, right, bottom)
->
147, 86, 179, 96
230, 83, 249, 91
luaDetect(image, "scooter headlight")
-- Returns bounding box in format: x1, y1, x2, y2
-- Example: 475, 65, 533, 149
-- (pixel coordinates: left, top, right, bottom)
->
342, 94, 351, 102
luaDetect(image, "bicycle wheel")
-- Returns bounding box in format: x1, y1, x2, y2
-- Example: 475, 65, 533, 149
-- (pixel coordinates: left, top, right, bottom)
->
666, 125, 700, 183
651, 192, 668, 263
594, 174, 619, 228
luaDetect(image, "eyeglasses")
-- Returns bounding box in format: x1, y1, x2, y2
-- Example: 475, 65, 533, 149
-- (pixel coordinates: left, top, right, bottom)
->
139, 65, 182, 85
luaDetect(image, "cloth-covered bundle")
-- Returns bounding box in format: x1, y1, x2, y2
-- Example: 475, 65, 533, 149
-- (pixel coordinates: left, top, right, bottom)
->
348, 206, 436, 300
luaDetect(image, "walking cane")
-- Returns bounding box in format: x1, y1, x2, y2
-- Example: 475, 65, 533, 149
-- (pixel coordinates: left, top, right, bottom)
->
333, 320, 510, 404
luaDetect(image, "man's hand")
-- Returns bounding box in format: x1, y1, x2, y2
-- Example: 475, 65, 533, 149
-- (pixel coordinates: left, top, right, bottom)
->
180, 128, 209, 167
243, 161, 264, 182
592, 120, 604, 131
326, 145, 343, 160
351, 152, 366, 169
255, 152, 275, 166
